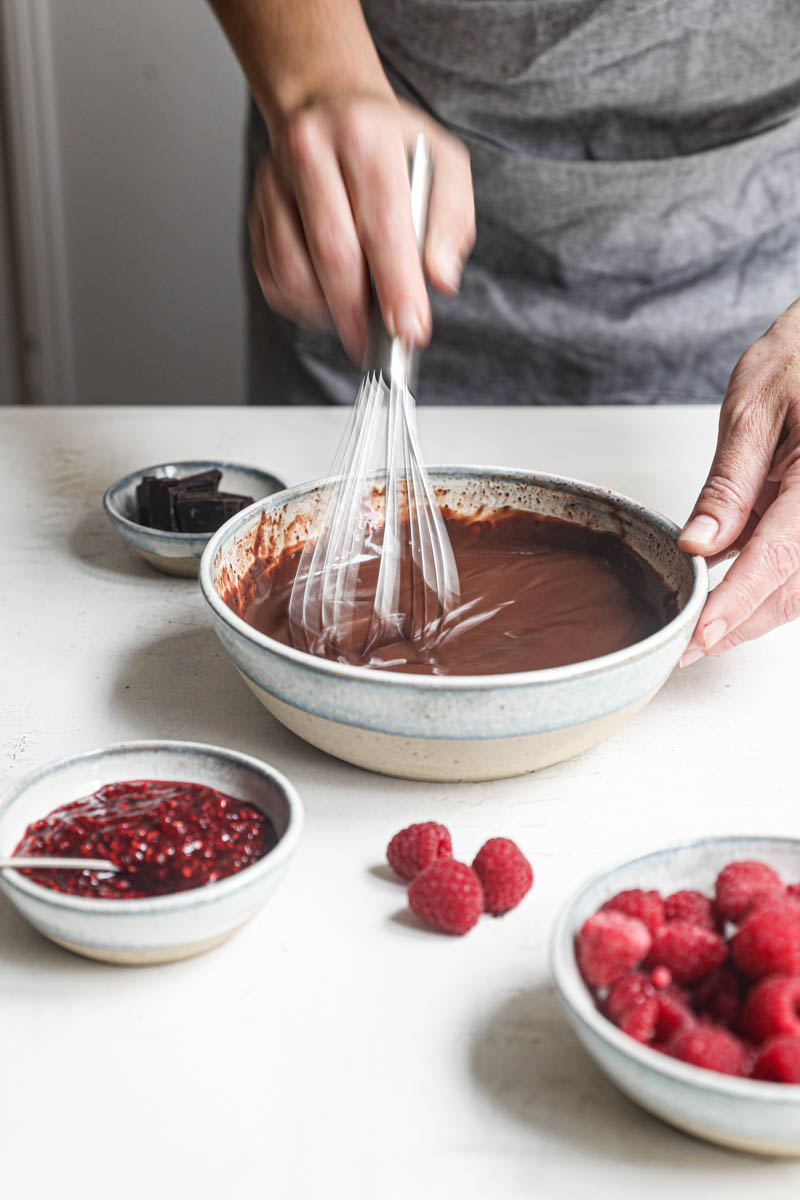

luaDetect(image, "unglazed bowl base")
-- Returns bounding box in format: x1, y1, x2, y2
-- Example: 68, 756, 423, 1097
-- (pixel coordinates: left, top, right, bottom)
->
136, 548, 199, 577
41, 922, 247, 966
242, 673, 659, 782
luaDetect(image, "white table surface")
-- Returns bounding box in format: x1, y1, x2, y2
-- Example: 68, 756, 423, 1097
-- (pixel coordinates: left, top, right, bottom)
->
2, 405, 799, 1199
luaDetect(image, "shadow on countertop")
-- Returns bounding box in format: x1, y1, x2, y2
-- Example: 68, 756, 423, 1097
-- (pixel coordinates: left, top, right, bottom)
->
469, 983, 790, 1173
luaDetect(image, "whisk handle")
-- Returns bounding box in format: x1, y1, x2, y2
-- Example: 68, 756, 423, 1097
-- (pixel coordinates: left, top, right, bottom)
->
364, 134, 432, 392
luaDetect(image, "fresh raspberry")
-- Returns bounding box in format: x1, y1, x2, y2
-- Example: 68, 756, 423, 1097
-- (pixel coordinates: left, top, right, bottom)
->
407, 859, 483, 935
655, 985, 695, 1041
691, 967, 743, 1028
601, 888, 665, 934
471, 838, 533, 916
664, 889, 717, 930
751, 1036, 800, 1083
576, 911, 652, 989
666, 1023, 747, 1076
732, 901, 800, 979
647, 922, 726, 984
604, 974, 658, 1043
387, 822, 452, 881
742, 975, 800, 1043
715, 861, 783, 923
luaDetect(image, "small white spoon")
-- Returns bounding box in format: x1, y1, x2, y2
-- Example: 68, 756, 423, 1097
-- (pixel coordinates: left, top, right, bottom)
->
0, 856, 119, 872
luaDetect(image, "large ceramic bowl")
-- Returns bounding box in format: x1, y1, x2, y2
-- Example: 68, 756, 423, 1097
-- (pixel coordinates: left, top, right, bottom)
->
550, 836, 800, 1156
199, 467, 707, 782
0, 741, 303, 965
104, 459, 286, 576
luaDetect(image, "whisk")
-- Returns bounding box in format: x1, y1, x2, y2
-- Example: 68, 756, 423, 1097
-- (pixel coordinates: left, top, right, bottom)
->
288, 134, 460, 661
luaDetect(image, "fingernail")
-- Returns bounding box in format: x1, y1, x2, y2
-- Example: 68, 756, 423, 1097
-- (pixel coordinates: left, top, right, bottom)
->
680, 514, 720, 550
701, 618, 727, 650
390, 300, 427, 344
435, 241, 463, 292
679, 645, 703, 668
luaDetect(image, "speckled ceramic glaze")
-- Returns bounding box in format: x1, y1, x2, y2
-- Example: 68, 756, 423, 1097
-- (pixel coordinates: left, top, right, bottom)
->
199, 467, 707, 782
551, 836, 800, 1156
0, 741, 303, 965
103, 460, 286, 576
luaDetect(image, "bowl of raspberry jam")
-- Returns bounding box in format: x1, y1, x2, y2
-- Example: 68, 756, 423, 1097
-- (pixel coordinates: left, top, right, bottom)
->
0, 741, 303, 965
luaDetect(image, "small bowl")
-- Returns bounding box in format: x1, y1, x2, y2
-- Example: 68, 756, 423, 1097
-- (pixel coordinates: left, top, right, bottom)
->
550, 836, 800, 1156
199, 466, 707, 782
103, 460, 286, 576
0, 741, 303, 966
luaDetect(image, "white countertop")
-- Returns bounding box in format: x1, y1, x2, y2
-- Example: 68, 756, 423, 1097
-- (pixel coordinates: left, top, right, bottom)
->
2, 406, 799, 1199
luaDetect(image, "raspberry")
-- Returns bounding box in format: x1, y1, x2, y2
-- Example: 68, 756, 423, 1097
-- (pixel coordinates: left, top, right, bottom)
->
691, 967, 743, 1028
601, 888, 665, 934
664, 889, 716, 930
387, 822, 452, 881
471, 838, 533, 916
666, 1023, 747, 1076
655, 985, 695, 1041
576, 911, 652, 989
732, 901, 800, 979
650, 966, 673, 989
742, 975, 800, 1043
647, 922, 727, 984
715, 861, 783, 923
407, 859, 483, 935
787, 883, 800, 903
751, 1036, 800, 1083
604, 974, 658, 1043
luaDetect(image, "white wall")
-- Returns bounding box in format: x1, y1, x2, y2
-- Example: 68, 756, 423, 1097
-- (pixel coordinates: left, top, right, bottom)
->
46, 0, 248, 404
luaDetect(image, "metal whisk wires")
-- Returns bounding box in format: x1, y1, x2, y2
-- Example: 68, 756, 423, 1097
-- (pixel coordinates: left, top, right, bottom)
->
288, 135, 460, 661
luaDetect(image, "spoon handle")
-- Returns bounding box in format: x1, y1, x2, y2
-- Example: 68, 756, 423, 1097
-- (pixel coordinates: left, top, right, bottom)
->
0, 856, 119, 872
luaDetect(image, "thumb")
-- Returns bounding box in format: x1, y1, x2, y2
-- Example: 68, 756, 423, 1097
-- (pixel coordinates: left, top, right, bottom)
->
679, 409, 775, 557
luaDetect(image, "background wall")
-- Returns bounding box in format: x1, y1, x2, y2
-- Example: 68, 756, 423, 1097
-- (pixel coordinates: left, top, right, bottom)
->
6, 0, 249, 405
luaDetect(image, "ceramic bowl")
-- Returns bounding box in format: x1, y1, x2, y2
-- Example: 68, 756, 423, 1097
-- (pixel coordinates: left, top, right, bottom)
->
0, 741, 303, 966
550, 835, 800, 1156
103, 460, 286, 576
199, 466, 707, 782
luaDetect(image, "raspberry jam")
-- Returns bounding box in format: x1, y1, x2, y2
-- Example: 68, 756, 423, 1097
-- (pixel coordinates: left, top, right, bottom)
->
13, 780, 277, 899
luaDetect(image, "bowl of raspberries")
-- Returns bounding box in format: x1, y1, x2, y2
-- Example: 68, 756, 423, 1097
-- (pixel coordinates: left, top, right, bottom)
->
550, 837, 800, 1155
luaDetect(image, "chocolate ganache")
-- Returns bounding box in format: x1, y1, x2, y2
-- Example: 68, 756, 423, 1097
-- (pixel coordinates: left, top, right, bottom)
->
224, 507, 677, 676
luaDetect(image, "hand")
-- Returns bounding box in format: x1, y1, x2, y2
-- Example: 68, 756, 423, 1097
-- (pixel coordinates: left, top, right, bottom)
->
678, 298, 800, 665
248, 93, 475, 364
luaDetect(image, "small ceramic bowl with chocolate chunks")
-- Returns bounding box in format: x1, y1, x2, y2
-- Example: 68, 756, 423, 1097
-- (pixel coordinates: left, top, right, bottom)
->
103, 460, 286, 576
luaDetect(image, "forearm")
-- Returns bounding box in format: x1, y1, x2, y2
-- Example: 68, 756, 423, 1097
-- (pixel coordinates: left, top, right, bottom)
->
208, 0, 394, 134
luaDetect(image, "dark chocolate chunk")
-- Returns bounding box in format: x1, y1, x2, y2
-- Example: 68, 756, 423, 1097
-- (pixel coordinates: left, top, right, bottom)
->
174, 469, 222, 493
175, 495, 228, 532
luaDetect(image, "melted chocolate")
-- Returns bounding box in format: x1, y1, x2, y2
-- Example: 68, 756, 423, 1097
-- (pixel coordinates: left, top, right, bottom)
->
225, 508, 677, 676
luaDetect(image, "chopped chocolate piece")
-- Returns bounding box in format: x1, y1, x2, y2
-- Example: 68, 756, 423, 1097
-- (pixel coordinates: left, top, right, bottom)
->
137, 469, 254, 533
175, 495, 228, 532
174, 469, 222, 493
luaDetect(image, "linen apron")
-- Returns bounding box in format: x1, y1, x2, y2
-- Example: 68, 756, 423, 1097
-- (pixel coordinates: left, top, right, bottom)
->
246, 1, 800, 406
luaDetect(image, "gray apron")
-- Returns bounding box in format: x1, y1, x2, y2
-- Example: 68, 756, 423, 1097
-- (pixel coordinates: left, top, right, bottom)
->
246, 0, 800, 406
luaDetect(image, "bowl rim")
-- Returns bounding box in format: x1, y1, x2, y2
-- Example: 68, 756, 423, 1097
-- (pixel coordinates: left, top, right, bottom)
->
0, 740, 304, 914
549, 834, 800, 1101
103, 459, 288, 545
199, 464, 709, 690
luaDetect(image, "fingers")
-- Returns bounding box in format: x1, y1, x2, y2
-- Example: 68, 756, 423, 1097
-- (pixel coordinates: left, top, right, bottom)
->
704, 569, 800, 654
284, 112, 371, 362
423, 131, 475, 295
337, 110, 430, 345
259, 164, 330, 326
678, 400, 778, 560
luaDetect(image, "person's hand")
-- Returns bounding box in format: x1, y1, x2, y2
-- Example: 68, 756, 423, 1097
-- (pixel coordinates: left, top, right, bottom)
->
248, 93, 475, 365
679, 298, 800, 665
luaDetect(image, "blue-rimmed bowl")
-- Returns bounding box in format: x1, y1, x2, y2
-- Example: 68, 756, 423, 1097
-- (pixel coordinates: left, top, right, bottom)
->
103, 460, 286, 576
550, 836, 800, 1156
199, 467, 707, 782
0, 741, 303, 965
